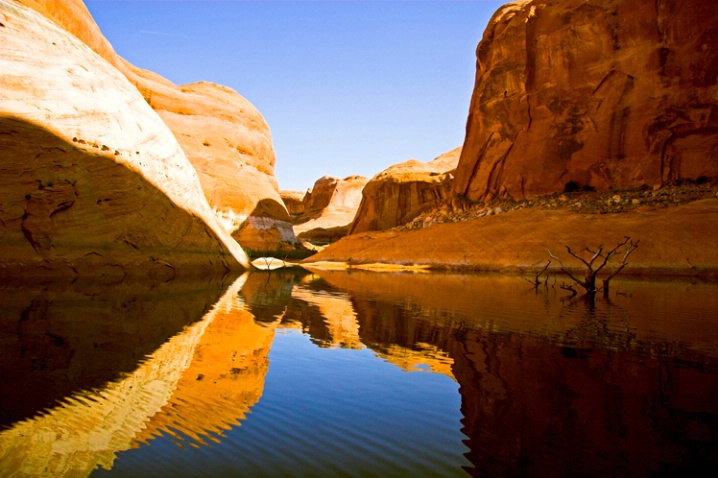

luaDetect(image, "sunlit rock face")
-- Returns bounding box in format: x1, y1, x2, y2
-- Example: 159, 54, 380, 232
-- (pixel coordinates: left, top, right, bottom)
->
13, 0, 296, 251
0, 1, 247, 276
294, 175, 369, 242
453, 0, 718, 202
349, 148, 461, 234
125, 67, 298, 251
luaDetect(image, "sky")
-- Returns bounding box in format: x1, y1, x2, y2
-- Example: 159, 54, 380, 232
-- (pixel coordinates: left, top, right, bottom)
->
85, 0, 505, 192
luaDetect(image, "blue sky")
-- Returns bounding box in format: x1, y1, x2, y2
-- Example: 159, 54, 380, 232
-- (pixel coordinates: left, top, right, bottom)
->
85, 0, 505, 192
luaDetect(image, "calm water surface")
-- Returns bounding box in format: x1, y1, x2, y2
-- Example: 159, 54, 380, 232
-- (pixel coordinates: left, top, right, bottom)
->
0, 269, 717, 477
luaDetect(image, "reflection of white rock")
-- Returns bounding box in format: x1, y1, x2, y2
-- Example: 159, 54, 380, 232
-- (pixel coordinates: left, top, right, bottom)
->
0, 274, 248, 477
374, 343, 455, 379
292, 287, 364, 350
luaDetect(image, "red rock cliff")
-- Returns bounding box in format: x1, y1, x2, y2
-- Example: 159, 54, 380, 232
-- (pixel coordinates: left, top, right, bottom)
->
349, 148, 461, 234
453, 0, 718, 202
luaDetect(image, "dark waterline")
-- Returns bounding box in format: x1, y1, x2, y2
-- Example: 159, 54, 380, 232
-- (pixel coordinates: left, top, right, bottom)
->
1, 270, 716, 477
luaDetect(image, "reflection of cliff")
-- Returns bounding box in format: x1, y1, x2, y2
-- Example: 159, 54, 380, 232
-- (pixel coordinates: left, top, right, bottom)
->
305, 269, 718, 475
0, 275, 233, 428
135, 277, 275, 447
291, 287, 363, 350
0, 275, 247, 477
449, 331, 718, 477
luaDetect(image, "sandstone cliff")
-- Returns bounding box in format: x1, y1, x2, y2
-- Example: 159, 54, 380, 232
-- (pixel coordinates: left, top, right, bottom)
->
293, 175, 369, 242
348, 148, 461, 234
12, 0, 296, 251
453, 0, 718, 202
0, 1, 248, 276
124, 65, 297, 251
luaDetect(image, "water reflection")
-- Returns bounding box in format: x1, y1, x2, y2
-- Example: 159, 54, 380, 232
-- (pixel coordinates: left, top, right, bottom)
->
0, 269, 716, 476
311, 270, 718, 476
0, 274, 240, 476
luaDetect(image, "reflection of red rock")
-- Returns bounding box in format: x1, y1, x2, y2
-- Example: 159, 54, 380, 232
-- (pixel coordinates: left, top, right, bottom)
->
450, 332, 718, 477
308, 269, 718, 476
454, 0, 718, 202
294, 175, 369, 242
15, 0, 295, 250
0, 1, 247, 275
349, 148, 461, 234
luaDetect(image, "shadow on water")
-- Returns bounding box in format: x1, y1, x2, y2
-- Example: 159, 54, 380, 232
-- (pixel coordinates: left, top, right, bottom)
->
1, 268, 717, 477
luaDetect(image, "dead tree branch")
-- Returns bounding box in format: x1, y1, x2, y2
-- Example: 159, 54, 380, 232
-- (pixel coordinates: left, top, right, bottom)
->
524, 260, 551, 288
550, 236, 639, 296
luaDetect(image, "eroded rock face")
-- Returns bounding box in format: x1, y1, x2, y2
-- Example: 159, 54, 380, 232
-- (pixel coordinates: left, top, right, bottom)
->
349, 148, 461, 234
453, 0, 718, 202
280, 190, 307, 216
125, 66, 297, 250
0, 1, 247, 276
13, 0, 296, 251
294, 175, 369, 242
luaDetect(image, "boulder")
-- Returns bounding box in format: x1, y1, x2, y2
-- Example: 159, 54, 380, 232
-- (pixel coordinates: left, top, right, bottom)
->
0, 1, 248, 277
349, 148, 461, 234
13, 0, 296, 251
453, 0, 718, 202
295, 175, 369, 242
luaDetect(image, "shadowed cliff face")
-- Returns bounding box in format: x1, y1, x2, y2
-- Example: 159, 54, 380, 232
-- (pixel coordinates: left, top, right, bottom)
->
0, 117, 243, 277
453, 0, 718, 201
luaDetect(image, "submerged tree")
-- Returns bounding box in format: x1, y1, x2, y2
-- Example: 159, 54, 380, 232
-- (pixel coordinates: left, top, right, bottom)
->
548, 236, 639, 297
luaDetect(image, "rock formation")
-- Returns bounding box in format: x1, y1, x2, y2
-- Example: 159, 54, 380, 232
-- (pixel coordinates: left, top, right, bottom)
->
0, 1, 248, 277
348, 148, 461, 234
453, 0, 718, 202
293, 175, 369, 242
306, 197, 718, 274
280, 190, 307, 216
124, 66, 298, 252
11, 0, 297, 251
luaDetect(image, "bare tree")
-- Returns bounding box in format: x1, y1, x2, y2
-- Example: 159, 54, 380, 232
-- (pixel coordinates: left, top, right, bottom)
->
524, 260, 551, 289
548, 236, 639, 297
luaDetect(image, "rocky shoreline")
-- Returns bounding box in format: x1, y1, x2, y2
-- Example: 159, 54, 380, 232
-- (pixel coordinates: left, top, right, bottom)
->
303, 187, 718, 279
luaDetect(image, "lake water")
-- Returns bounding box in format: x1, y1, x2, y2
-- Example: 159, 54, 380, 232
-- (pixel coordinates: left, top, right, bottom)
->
1, 269, 717, 477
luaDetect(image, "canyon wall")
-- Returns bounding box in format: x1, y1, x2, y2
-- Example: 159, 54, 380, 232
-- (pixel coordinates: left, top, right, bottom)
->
349, 148, 461, 234
11, 0, 296, 251
0, 1, 248, 276
293, 175, 369, 242
453, 0, 718, 202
